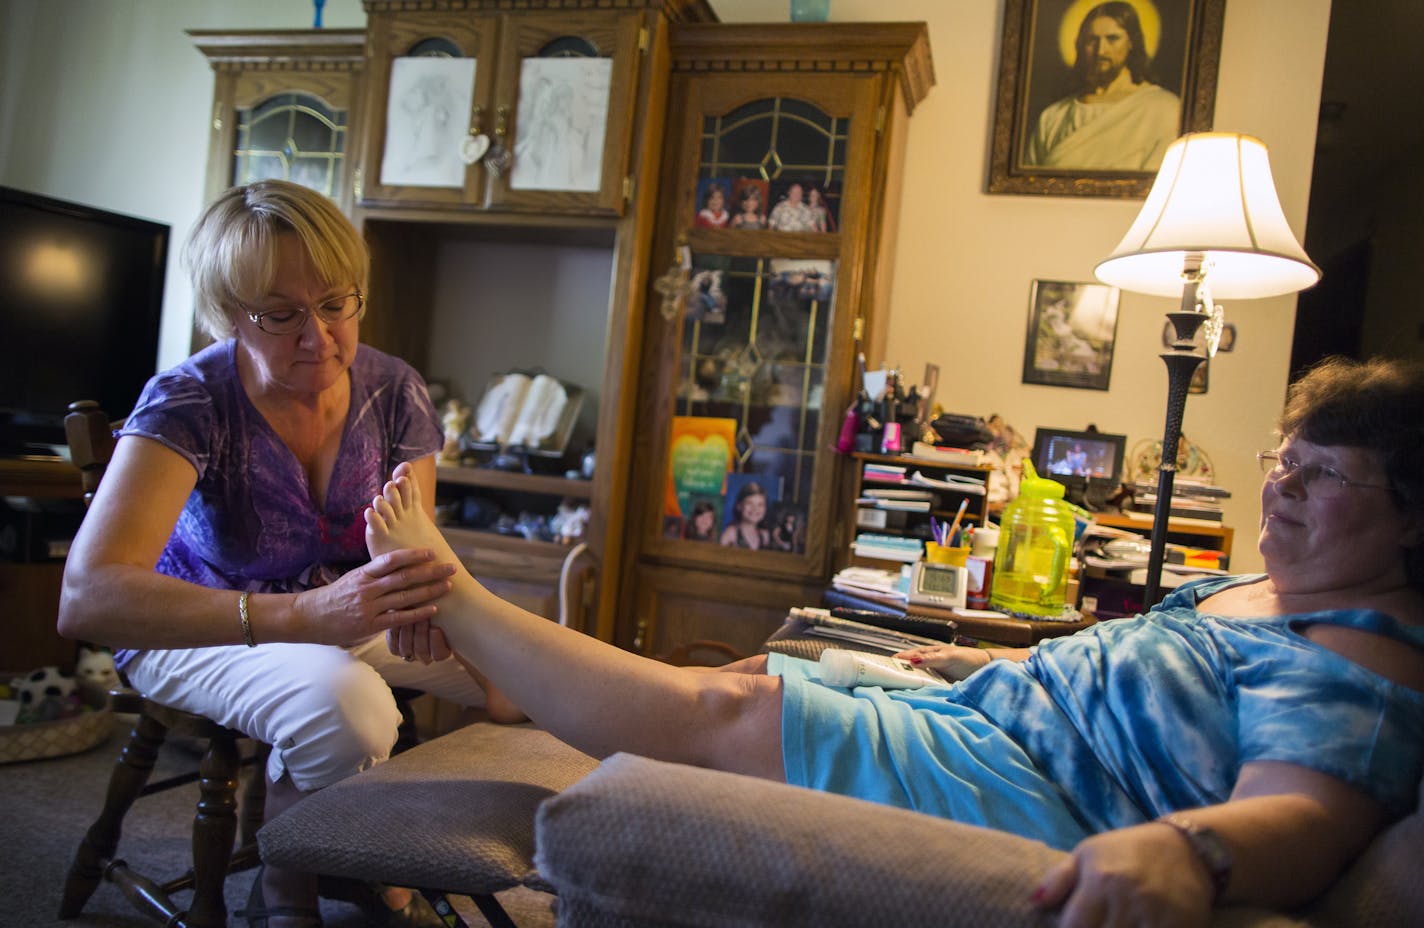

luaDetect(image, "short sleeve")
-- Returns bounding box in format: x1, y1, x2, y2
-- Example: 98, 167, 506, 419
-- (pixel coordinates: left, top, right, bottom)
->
1237, 651, 1424, 817
389, 363, 441, 466
119, 368, 218, 480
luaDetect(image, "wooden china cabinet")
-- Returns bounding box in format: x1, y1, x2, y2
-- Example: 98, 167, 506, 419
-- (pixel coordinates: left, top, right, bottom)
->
615, 23, 935, 657
189, 29, 366, 212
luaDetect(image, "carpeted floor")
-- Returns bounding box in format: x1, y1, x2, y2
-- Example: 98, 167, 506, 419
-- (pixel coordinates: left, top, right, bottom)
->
0, 712, 557, 927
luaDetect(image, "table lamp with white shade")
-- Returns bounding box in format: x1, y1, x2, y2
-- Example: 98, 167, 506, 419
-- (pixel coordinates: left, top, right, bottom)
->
1095, 131, 1321, 607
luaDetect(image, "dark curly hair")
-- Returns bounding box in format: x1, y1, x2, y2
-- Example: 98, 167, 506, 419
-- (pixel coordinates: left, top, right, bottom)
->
1278, 355, 1424, 589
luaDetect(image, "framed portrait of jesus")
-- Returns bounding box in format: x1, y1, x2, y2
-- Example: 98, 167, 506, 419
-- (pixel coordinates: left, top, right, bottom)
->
987, 0, 1226, 198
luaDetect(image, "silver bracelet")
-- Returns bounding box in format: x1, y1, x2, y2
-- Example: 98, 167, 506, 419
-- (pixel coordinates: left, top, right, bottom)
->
238, 591, 256, 647
1157, 814, 1231, 901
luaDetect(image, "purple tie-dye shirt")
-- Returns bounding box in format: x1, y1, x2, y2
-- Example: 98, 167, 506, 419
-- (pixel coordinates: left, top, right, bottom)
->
113, 340, 441, 668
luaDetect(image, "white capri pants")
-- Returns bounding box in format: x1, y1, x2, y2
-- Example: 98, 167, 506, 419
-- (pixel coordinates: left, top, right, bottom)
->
124, 635, 487, 792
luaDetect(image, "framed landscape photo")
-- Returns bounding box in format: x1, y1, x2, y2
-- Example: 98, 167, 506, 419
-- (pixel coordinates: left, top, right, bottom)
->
987, 0, 1226, 198
1022, 279, 1120, 390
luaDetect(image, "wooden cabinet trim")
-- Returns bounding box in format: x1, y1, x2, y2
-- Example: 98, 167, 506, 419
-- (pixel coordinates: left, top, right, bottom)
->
188, 29, 366, 68
670, 22, 933, 113
364, 0, 716, 19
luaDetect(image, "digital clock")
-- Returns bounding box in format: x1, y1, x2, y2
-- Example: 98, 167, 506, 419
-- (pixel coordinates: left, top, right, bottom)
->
907, 560, 967, 609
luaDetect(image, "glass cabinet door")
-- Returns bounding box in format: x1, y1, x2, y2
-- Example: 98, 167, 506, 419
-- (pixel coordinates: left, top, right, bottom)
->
649, 83, 874, 576
192, 30, 364, 212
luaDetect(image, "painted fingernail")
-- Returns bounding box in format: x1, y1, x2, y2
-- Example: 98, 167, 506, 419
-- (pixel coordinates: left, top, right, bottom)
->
908, 655, 923, 664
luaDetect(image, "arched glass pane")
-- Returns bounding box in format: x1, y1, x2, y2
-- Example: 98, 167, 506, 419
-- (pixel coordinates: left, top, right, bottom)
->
232, 92, 347, 201
535, 36, 601, 58
699, 97, 846, 233
406, 37, 461, 57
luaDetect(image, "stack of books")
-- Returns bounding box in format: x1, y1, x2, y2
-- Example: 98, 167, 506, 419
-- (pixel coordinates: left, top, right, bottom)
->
862, 462, 908, 484
1128, 477, 1231, 523
851, 532, 924, 562
856, 488, 934, 511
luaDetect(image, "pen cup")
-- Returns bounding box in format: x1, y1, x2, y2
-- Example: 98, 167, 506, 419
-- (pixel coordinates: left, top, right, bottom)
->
924, 542, 970, 567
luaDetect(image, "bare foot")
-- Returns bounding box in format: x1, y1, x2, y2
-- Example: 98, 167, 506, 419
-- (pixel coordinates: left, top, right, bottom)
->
366, 471, 528, 724
365, 470, 453, 560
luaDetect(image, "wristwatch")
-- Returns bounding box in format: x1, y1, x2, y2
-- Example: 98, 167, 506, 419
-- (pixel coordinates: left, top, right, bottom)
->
1157, 814, 1232, 900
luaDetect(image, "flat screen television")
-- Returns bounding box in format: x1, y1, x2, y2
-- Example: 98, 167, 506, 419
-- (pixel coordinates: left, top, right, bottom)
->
1031, 426, 1127, 507
0, 186, 168, 455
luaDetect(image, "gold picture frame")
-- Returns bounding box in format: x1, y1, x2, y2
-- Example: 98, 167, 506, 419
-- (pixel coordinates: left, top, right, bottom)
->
987, 0, 1227, 198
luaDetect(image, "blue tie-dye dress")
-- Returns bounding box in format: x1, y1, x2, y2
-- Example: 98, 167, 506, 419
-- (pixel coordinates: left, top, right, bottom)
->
773, 575, 1424, 850
111, 339, 442, 672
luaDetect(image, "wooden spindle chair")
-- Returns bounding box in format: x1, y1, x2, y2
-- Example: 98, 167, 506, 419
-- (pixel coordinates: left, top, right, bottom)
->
56, 400, 420, 927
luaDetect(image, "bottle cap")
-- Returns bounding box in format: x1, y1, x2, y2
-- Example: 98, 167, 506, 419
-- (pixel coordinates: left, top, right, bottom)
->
1017, 458, 1066, 500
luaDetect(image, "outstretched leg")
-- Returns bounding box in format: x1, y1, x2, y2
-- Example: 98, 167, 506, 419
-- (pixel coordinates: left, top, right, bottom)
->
365, 472, 785, 779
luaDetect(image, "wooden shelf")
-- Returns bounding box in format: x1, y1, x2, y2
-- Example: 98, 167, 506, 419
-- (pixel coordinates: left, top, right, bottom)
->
440, 525, 576, 558
1092, 511, 1233, 556
437, 464, 593, 500
0, 456, 81, 499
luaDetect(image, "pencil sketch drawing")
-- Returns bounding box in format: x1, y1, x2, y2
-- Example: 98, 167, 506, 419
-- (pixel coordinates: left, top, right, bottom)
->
510, 58, 613, 192
380, 56, 476, 188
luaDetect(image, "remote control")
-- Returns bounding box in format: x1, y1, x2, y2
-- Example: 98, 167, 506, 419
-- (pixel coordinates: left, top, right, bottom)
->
828, 607, 960, 644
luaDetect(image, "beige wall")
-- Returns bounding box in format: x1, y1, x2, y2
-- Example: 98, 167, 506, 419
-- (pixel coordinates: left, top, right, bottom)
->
0, 0, 1333, 572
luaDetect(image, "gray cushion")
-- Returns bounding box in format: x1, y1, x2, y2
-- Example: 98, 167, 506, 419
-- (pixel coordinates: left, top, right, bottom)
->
535, 752, 1069, 927
258, 722, 596, 895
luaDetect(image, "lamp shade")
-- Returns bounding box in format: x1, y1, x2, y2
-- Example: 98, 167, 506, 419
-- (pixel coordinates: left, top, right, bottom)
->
1094, 132, 1321, 299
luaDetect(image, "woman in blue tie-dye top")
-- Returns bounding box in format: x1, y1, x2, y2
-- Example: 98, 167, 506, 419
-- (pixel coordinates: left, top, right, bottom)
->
57, 180, 516, 926
360, 355, 1423, 927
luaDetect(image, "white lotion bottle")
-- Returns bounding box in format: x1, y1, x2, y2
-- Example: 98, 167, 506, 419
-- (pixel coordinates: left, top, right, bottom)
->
818, 649, 947, 689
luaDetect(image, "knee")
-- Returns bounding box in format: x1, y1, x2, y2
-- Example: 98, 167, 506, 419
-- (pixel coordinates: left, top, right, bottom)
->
690, 672, 783, 774
270, 662, 404, 791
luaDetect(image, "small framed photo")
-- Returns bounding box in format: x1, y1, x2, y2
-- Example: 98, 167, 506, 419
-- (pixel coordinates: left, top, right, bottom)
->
766, 178, 838, 233
729, 178, 769, 230
769, 502, 807, 554
686, 268, 727, 324
694, 177, 733, 228
769, 258, 835, 303
1022, 279, 1120, 390
681, 496, 723, 542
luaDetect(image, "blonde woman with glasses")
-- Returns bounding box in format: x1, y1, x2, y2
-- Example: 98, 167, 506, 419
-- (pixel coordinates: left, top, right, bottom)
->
59, 180, 516, 928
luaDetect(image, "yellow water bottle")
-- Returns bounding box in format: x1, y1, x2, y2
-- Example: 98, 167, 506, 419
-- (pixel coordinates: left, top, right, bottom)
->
990, 459, 1076, 617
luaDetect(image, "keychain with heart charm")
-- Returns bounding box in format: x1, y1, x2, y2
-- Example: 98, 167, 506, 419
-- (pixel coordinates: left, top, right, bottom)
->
460, 104, 490, 165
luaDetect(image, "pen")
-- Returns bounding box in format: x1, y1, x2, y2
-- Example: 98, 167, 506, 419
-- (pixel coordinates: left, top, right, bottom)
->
947, 499, 968, 548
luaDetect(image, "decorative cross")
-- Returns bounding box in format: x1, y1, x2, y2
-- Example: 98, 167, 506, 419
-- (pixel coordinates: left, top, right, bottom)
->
653, 264, 689, 321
